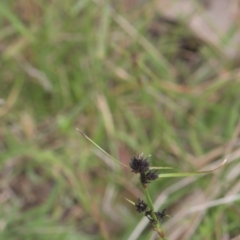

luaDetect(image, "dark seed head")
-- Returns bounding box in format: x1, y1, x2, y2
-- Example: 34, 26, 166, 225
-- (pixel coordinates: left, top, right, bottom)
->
155, 209, 167, 222
129, 153, 150, 174
140, 172, 148, 187
140, 170, 159, 187
145, 170, 158, 181
135, 198, 148, 213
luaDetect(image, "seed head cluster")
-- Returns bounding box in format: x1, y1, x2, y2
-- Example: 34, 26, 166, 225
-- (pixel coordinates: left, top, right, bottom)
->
155, 209, 167, 222
140, 170, 159, 187
129, 152, 169, 232
135, 199, 164, 225
135, 198, 148, 213
129, 153, 159, 187
129, 153, 150, 174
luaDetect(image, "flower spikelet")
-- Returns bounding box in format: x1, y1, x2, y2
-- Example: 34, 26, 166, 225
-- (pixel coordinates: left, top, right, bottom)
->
135, 198, 148, 213
129, 153, 150, 174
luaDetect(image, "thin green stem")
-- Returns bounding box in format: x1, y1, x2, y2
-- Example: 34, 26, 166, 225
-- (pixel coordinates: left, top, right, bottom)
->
144, 188, 158, 222
144, 188, 166, 239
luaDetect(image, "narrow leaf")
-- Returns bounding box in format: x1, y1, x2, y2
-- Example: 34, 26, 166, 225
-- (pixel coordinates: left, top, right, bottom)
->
157, 158, 227, 178
158, 172, 205, 178
125, 198, 135, 206
76, 129, 129, 168
150, 166, 174, 170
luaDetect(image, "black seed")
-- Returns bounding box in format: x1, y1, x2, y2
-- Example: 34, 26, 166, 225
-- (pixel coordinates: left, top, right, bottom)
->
140, 170, 159, 186
135, 198, 148, 213
129, 153, 150, 174
155, 209, 167, 222
145, 170, 158, 181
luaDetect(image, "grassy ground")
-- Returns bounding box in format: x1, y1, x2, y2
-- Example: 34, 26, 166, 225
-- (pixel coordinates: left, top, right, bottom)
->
1, 1, 240, 240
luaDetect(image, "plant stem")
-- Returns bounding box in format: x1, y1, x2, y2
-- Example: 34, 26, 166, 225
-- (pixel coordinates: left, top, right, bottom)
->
144, 188, 166, 239
144, 188, 158, 222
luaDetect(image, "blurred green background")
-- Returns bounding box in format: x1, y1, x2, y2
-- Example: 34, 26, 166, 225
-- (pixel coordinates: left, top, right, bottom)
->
1, 1, 240, 240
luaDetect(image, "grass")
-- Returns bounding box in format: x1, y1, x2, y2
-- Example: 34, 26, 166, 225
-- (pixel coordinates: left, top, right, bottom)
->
1, 0, 240, 239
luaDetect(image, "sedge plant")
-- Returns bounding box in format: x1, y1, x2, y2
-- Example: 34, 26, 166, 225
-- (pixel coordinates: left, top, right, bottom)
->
77, 129, 227, 239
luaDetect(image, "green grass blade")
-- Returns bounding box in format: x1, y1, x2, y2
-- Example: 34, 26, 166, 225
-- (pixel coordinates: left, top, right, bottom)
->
76, 129, 129, 168
157, 158, 227, 178
96, 2, 110, 59
0, 2, 33, 40
150, 167, 174, 170
158, 172, 206, 178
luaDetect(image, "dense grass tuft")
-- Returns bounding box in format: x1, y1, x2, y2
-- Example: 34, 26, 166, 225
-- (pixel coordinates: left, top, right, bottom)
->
1, 1, 240, 239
